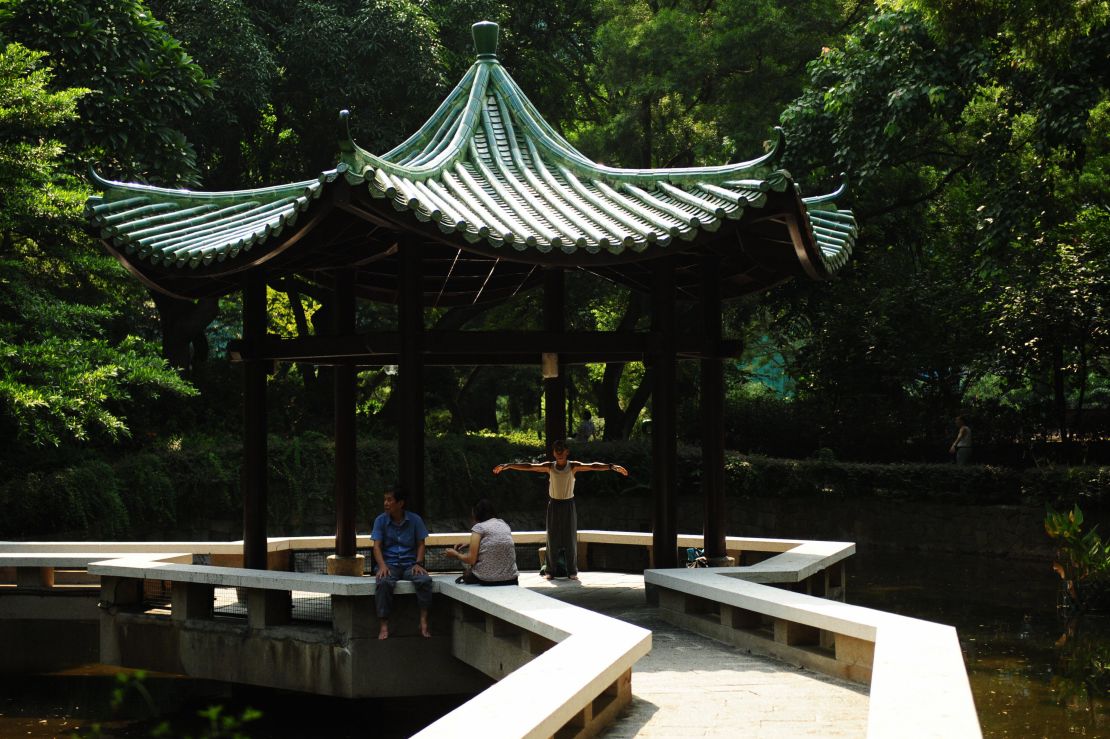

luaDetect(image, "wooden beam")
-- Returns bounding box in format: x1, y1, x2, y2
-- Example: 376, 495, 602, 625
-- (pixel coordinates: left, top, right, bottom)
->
399, 241, 425, 514
241, 271, 268, 571
651, 258, 678, 569
543, 268, 566, 449
334, 270, 357, 559
701, 255, 728, 563
229, 332, 744, 362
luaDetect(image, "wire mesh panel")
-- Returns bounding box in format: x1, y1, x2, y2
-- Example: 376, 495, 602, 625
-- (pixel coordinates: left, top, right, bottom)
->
142, 579, 172, 611
213, 587, 246, 619
291, 547, 520, 575
290, 593, 331, 623
294, 550, 329, 574
515, 544, 541, 571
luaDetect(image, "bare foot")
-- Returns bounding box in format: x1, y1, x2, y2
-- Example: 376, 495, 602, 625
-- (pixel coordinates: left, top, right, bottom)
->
543, 573, 554, 580
420, 625, 432, 638
568, 574, 579, 581
378, 623, 389, 640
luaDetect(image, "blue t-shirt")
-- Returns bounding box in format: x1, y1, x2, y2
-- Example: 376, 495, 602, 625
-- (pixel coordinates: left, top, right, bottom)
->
370, 510, 429, 567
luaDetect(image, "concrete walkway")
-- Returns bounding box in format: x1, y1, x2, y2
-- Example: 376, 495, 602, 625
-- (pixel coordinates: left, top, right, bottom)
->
520, 572, 869, 738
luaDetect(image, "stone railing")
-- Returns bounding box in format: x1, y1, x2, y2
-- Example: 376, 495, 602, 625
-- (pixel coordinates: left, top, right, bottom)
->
644, 560, 981, 738
82, 553, 648, 739
2, 533, 980, 737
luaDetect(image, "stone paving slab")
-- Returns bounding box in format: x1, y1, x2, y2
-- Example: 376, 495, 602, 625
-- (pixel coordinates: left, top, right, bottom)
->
520, 571, 869, 738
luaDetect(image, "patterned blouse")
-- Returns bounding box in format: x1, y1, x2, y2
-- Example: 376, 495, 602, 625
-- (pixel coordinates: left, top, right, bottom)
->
471, 518, 519, 582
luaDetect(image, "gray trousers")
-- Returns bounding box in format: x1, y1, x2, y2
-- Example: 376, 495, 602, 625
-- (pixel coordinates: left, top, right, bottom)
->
546, 498, 578, 577
375, 564, 433, 618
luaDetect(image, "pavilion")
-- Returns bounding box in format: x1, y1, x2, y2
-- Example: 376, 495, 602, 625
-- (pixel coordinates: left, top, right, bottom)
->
85, 21, 856, 574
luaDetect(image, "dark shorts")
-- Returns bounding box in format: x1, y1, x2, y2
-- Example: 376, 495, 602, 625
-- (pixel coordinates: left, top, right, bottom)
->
457, 571, 519, 586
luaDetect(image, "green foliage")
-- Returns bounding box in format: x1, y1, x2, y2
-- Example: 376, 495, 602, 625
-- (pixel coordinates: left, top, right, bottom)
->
1, 335, 197, 447
0, 459, 129, 538
0, 43, 196, 455
76, 669, 262, 739
5, 432, 1108, 542
145, 0, 277, 188
0, 0, 213, 184
770, 1, 1110, 452
577, 0, 849, 168
147, 0, 449, 185
1052, 624, 1110, 706
0, 44, 88, 237
1045, 504, 1110, 611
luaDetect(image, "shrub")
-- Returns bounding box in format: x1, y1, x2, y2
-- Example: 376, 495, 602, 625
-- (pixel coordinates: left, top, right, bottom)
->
2, 433, 1106, 540
0, 459, 129, 538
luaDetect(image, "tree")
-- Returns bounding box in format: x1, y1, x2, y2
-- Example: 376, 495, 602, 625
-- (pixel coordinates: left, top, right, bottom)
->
772, 1, 1110, 456
0, 43, 195, 456
0, 0, 214, 185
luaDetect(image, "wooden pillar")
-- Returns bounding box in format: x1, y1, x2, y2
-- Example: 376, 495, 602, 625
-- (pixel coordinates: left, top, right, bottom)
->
701, 255, 728, 564
543, 268, 566, 451
332, 270, 359, 564
242, 271, 268, 570
399, 241, 425, 514
651, 258, 678, 568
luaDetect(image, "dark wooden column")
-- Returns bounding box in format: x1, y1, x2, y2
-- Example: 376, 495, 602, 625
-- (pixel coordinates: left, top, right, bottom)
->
701, 255, 729, 565
543, 267, 566, 451
651, 258, 678, 568
333, 270, 358, 560
242, 271, 268, 570
398, 241, 425, 514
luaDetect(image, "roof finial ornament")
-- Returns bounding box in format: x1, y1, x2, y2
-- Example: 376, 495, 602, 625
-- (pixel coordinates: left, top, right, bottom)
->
338, 109, 354, 154
472, 21, 499, 60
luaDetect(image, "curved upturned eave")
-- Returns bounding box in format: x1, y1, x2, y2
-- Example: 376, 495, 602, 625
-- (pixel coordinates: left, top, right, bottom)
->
86, 168, 337, 290
801, 179, 856, 276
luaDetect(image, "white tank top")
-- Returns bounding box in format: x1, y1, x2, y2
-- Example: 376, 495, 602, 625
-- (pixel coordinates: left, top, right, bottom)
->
547, 463, 576, 500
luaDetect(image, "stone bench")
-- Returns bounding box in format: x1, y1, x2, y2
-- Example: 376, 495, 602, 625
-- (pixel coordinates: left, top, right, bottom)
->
89, 558, 433, 632
0, 553, 190, 590
535, 530, 819, 572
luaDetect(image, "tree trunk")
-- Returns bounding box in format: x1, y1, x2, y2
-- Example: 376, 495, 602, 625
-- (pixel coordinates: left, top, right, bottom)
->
599, 293, 648, 439
151, 291, 219, 373
639, 95, 653, 169
285, 287, 319, 395
1052, 344, 1068, 443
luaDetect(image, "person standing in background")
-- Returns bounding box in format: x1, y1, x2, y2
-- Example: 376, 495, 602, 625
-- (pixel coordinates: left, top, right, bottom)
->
492, 439, 628, 580
950, 415, 972, 465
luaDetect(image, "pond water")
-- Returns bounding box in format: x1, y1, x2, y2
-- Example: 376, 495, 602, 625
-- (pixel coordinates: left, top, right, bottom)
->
3, 552, 1107, 737
0, 667, 467, 738
848, 550, 1110, 738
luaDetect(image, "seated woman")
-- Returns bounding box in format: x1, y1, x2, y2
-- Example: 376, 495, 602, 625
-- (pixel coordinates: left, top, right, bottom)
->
445, 498, 519, 586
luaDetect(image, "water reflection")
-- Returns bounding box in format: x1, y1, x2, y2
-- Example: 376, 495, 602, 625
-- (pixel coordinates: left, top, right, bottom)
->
848, 550, 1110, 737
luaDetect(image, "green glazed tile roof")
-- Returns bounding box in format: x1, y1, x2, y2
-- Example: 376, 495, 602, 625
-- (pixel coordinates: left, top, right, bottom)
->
86, 21, 855, 290
86, 171, 332, 269
802, 181, 856, 272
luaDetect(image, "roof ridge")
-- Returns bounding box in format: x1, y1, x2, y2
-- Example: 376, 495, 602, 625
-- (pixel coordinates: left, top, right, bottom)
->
338, 21, 786, 188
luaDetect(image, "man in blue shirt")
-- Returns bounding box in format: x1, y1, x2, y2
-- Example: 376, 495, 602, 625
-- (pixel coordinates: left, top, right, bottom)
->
371, 488, 433, 639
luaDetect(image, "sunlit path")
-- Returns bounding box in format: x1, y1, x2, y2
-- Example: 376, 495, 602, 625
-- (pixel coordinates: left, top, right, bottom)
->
520, 572, 870, 738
